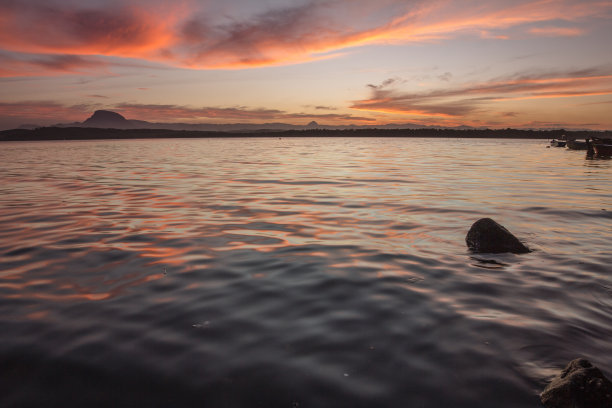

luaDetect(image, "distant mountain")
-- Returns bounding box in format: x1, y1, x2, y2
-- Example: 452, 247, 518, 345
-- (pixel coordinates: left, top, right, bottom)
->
12, 110, 604, 132
80, 110, 150, 129
83, 110, 128, 127
49, 110, 483, 132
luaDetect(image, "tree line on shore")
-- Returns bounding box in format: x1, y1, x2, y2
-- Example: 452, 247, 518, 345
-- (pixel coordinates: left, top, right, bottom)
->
1, 126, 610, 141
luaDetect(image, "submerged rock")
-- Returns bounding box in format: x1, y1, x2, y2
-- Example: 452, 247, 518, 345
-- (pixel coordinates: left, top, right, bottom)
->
465, 218, 530, 254
541, 358, 612, 408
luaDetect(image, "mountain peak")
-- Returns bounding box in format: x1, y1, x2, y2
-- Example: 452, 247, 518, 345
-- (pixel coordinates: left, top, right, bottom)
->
83, 110, 128, 127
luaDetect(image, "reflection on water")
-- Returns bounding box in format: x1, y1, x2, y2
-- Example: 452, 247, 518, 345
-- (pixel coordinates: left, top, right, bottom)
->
0, 138, 611, 407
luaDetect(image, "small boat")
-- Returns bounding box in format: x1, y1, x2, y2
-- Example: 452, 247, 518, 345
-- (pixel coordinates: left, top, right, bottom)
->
591, 137, 612, 157
566, 139, 588, 150
550, 139, 566, 147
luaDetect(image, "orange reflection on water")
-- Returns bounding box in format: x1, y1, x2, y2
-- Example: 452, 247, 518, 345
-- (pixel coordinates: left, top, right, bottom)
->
0, 260, 61, 279
456, 307, 542, 329
2, 269, 167, 304
0, 279, 53, 289
140, 246, 190, 265
26, 310, 50, 320
6, 292, 113, 302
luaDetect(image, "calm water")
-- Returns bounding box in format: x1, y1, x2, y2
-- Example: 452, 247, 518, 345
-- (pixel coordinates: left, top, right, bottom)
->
0, 137, 610, 407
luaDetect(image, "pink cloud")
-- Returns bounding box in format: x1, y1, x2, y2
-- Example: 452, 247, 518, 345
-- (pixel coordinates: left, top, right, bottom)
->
0, 101, 96, 129
0, 0, 610, 73
0, 101, 92, 119
528, 26, 584, 37
114, 103, 375, 123
351, 68, 612, 117
0, 1, 180, 57
0, 53, 108, 77
0, 100, 378, 130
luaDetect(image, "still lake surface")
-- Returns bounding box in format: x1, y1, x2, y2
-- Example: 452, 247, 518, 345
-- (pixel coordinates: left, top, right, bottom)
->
0, 137, 610, 407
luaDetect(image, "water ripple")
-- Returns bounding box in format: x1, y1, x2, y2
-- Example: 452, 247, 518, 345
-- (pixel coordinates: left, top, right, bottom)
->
0, 138, 610, 407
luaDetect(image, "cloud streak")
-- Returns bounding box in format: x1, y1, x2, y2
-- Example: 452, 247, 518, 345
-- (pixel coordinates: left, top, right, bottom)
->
528, 26, 584, 37
0, 52, 108, 77
0, 101, 97, 129
114, 103, 375, 123
351, 68, 612, 117
1, 0, 610, 73
0, 100, 375, 129
0, 0, 179, 57
0, 101, 93, 118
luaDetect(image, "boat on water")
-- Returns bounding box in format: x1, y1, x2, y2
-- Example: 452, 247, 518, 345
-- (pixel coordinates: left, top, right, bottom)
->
591, 137, 612, 156
566, 138, 588, 150
550, 139, 566, 147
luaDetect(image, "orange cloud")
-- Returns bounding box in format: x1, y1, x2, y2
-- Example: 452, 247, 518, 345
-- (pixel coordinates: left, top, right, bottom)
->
528, 26, 584, 37
493, 90, 612, 101
0, 1, 181, 59
114, 103, 376, 123
357, 0, 606, 44
0, 0, 610, 73
351, 69, 612, 117
0, 100, 377, 130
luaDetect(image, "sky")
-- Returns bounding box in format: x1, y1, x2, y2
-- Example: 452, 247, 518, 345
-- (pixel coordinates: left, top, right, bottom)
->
1, 0, 611, 130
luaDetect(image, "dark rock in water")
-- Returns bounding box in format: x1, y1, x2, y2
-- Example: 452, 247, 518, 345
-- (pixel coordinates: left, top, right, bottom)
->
465, 218, 530, 254
541, 358, 612, 408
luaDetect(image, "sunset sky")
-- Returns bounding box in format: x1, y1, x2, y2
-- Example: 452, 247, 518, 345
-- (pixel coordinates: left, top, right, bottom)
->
1, 0, 611, 130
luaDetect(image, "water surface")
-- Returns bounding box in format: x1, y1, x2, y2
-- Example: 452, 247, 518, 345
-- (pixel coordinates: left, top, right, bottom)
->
1, 137, 611, 407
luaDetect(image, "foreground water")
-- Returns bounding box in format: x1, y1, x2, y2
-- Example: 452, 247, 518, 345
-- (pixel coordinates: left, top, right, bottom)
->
0, 137, 610, 407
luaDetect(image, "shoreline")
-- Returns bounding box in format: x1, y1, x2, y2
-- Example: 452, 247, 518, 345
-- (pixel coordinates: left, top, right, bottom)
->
2, 126, 611, 142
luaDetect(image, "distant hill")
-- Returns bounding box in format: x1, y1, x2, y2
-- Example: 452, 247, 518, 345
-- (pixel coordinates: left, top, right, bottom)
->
83, 110, 129, 128
17, 110, 601, 133
79, 110, 151, 129
20, 110, 604, 133
49, 110, 481, 132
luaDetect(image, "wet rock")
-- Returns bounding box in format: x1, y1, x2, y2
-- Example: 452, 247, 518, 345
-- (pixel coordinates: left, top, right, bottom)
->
541, 358, 612, 408
465, 218, 530, 254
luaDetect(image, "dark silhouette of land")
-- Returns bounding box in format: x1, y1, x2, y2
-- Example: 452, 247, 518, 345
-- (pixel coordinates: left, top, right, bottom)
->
2, 110, 610, 141
82, 110, 133, 128
2, 126, 611, 142
29, 110, 486, 132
